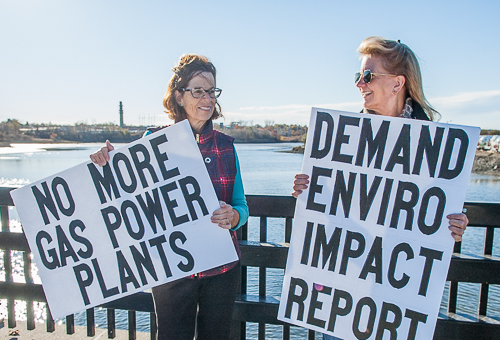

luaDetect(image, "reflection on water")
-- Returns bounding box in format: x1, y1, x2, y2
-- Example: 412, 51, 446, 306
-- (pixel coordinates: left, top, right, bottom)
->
0, 143, 113, 184
1, 143, 500, 336
466, 174, 500, 202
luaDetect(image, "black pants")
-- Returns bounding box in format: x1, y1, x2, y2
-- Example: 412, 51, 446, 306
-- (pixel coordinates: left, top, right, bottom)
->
152, 264, 239, 340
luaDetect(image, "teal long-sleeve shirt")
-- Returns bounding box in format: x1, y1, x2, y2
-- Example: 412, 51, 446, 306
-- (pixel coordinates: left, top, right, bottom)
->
231, 151, 248, 230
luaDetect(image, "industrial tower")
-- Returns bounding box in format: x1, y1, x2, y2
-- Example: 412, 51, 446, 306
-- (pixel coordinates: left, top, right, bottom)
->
119, 101, 124, 127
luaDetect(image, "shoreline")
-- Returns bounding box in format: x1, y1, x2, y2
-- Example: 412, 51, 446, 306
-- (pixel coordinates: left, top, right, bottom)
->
0, 139, 302, 147
3, 141, 499, 176
471, 150, 500, 176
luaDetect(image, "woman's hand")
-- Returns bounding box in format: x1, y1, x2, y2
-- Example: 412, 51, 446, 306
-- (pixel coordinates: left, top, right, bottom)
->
90, 140, 114, 166
211, 201, 239, 230
448, 213, 468, 242
292, 174, 309, 198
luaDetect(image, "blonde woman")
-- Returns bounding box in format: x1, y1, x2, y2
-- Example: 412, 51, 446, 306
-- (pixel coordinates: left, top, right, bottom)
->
293, 37, 468, 340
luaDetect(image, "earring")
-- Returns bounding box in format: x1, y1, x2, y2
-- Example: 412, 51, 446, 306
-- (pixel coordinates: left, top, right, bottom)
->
179, 103, 183, 107
392, 89, 398, 95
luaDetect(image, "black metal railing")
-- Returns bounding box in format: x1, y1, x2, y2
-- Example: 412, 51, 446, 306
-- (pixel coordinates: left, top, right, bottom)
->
1, 187, 500, 339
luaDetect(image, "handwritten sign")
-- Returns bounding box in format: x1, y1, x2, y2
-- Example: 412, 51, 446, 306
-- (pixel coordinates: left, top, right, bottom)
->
10, 120, 238, 319
278, 108, 480, 339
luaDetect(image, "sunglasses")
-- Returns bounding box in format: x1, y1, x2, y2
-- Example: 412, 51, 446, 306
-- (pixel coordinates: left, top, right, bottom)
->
355, 70, 396, 84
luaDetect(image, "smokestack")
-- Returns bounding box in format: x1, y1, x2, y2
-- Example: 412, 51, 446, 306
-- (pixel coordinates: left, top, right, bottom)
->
119, 101, 124, 127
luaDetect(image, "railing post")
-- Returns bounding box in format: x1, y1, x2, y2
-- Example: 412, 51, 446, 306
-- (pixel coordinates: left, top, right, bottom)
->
150, 312, 157, 340
258, 216, 267, 340
285, 217, 293, 243
283, 325, 290, 340
23, 251, 35, 330
107, 308, 116, 338
128, 310, 136, 340
236, 222, 248, 340
46, 306, 55, 332
66, 314, 75, 334
448, 241, 462, 314
1, 205, 16, 329
284, 216, 293, 339
479, 226, 495, 316
87, 308, 95, 336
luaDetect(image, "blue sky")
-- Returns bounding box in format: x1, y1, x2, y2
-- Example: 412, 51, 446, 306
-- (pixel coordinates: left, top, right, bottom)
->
1, 0, 499, 129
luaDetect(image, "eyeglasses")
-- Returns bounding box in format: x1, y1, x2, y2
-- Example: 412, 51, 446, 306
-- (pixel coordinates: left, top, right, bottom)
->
355, 70, 396, 84
181, 87, 222, 99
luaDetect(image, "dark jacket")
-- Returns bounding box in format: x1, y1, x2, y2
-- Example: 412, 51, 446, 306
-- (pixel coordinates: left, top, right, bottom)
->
361, 99, 431, 121
411, 100, 430, 121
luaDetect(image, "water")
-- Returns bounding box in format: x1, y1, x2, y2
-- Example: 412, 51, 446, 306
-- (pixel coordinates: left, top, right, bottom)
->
1, 142, 500, 337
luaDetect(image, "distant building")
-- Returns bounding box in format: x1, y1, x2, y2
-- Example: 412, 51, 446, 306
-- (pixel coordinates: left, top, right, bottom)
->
119, 101, 124, 127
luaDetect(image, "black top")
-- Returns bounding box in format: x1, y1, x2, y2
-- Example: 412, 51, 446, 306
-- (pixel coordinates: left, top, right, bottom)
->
411, 100, 430, 121
361, 99, 431, 121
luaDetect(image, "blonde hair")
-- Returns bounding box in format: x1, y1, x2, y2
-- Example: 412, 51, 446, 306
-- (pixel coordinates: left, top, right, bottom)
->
163, 54, 222, 122
357, 36, 440, 121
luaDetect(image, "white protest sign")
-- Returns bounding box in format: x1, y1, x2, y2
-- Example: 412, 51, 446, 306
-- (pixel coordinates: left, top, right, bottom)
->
10, 120, 238, 319
278, 108, 480, 339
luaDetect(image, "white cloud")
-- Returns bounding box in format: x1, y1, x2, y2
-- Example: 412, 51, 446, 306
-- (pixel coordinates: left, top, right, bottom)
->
431, 90, 500, 128
432, 90, 500, 107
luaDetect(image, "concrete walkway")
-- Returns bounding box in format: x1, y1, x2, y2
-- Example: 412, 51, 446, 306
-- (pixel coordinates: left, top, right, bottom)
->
0, 319, 150, 339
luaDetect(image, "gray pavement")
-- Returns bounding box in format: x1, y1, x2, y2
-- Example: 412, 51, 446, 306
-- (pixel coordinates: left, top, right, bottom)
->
0, 319, 151, 339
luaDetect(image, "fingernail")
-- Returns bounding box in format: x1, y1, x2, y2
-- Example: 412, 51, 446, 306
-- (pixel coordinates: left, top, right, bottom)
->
314, 284, 324, 291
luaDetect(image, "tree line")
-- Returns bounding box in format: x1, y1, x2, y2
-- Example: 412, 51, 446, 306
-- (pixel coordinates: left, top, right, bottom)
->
0, 119, 308, 144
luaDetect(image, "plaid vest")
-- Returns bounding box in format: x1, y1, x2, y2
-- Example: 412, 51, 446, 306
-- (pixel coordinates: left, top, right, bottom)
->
147, 121, 240, 278
195, 120, 240, 278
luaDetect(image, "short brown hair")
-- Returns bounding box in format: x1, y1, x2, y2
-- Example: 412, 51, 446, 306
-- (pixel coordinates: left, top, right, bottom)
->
357, 36, 440, 121
163, 54, 222, 122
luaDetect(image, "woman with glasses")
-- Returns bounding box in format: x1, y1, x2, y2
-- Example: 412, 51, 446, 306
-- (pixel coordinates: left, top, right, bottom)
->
292, 37, 468, 340
90, 54, 248, 340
